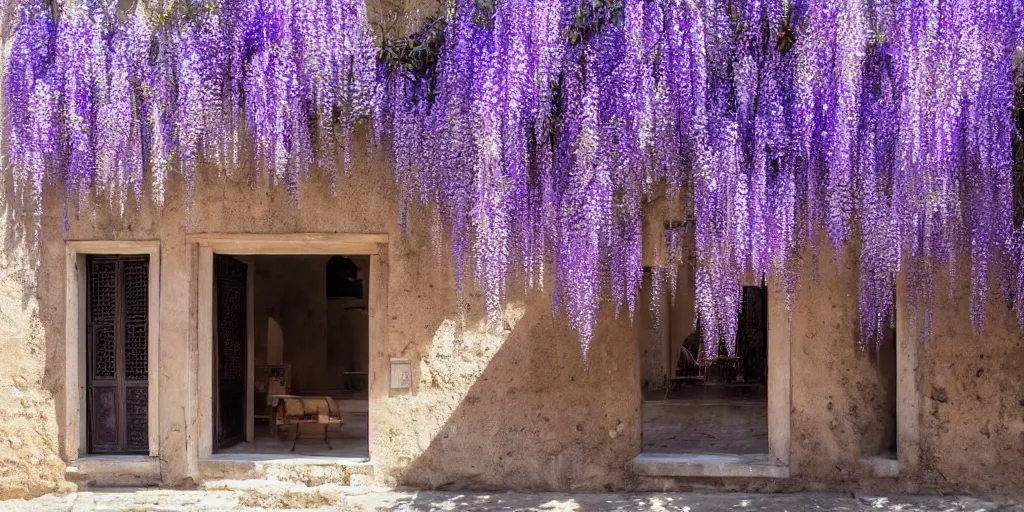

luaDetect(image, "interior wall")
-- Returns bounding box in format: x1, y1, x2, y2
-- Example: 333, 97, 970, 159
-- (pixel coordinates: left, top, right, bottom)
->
639, 228, 697, 390
267, 317, 284, 365
253, 256, 329, 393
250, 255, 370, 394
638, 271, 667, 391
668, 234, 697, 379
861, 324, 898, 458
326, 256, 370, 380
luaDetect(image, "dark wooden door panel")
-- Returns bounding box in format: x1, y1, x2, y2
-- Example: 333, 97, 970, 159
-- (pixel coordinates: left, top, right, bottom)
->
88, 386, 120, 453
125, 385, 149, 451
215, 255, 248, 451
86, 255, 149, 455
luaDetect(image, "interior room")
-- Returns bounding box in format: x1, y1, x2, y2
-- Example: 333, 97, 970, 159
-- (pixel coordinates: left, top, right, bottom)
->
213, 254, 370, 459
865, 318, 898, 462
640, 261, 769, 456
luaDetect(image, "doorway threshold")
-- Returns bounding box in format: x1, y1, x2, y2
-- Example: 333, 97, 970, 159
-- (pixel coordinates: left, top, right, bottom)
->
199, 454, 374, 485
632, 452, 789, 479
859, 455, 899, 478
203, 453, 370, 465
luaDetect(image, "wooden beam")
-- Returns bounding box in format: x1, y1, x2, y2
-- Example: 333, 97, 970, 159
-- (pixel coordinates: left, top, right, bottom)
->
186, 233, 388, 256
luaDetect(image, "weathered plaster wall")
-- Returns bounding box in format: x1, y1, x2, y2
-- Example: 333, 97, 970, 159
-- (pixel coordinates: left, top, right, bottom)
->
916, 265, 1024, 495
0, 203, 70, 499
0, 142, 1021, 499
8, 136, 641, 494
785, 246, 900, 489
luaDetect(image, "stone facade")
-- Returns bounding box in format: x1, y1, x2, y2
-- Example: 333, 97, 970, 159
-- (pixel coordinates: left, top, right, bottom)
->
0, 136, 1021, 499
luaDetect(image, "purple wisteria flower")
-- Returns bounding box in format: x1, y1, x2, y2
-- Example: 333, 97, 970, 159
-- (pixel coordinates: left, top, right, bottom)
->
2, 0, 1023, 362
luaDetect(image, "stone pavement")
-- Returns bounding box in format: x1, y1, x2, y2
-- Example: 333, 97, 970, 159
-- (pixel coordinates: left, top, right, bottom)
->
0, 486, 1019, 512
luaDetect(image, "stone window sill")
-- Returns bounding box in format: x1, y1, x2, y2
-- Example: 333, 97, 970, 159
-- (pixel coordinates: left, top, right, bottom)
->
632, 453, 789, 479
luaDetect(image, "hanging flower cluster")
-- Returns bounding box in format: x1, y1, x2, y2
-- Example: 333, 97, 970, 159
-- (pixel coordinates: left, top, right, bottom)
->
3, 0, 1024, 360
2, 0, 377, 219
379, 0, 1024, 357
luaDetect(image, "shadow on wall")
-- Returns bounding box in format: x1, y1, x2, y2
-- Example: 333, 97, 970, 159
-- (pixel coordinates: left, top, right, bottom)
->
0, 173, 77, 497
390, 279, 642, 492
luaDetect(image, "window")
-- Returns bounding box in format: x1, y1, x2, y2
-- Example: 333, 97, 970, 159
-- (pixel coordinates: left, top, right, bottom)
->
85, 255, 150, 454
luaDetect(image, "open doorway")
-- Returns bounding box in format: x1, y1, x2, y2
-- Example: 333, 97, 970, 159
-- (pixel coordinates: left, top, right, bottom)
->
642, 275, 769, 455
862, 309, 898, 467
212, 254, 369, 459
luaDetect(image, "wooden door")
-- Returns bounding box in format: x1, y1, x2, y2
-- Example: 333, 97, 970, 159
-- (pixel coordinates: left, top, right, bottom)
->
86, 255, 149, 454
215, 255, 248, 451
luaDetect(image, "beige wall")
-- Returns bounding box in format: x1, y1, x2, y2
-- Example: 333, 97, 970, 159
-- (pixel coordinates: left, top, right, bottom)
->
0, 135, 1022, 497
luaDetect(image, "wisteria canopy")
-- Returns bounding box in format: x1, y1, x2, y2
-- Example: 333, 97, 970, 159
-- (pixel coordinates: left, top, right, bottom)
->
2, 0, 1024, 360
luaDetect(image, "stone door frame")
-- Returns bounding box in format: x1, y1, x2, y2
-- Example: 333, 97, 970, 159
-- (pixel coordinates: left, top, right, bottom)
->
64, 240, 162, 461
190, 233, 389, 460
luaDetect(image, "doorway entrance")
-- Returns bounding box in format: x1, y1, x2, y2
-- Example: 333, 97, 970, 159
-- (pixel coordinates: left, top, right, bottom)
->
642, 284, 769, 455
212, 254, 370, 458
196, 234, 387, 462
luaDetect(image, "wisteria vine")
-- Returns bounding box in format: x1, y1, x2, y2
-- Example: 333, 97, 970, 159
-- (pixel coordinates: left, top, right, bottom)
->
2, 0, 1024, 361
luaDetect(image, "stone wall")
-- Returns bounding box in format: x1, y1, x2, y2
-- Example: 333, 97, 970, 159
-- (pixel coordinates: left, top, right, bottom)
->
0, 138, 1022, 499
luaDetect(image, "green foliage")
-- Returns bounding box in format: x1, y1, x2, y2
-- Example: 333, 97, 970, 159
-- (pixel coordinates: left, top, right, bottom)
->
564, 0, 624, 46
775, 1, 799, 54
376, 13, 447, 78
473, 0, 495, 27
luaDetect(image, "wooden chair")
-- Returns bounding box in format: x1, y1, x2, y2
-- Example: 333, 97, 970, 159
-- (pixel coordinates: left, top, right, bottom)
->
269, 395, 345, 452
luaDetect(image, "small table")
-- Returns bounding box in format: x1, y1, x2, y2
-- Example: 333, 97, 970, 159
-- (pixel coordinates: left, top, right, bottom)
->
267, 395, 345, 452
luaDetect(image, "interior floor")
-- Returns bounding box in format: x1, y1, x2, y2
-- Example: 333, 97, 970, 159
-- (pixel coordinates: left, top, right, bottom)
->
221, 403, 369, 459
642, 386, 768, 454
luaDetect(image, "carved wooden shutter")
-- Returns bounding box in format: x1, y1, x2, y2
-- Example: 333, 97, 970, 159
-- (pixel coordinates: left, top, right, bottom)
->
215, 255, 248, 450
86, 255, 149, 455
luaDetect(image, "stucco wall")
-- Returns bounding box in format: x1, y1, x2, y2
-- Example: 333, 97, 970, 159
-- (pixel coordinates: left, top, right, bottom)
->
0, 207, 70, 499
0, 135, 1022, 498
785, 246, 899, 488
917, 265, 1024, 495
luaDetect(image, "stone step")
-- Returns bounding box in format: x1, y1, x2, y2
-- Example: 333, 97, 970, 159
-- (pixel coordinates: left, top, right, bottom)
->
199, 456, 374, 487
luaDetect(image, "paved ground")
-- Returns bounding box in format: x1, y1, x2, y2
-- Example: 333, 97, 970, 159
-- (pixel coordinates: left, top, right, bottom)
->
0, 487, 1019, 512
